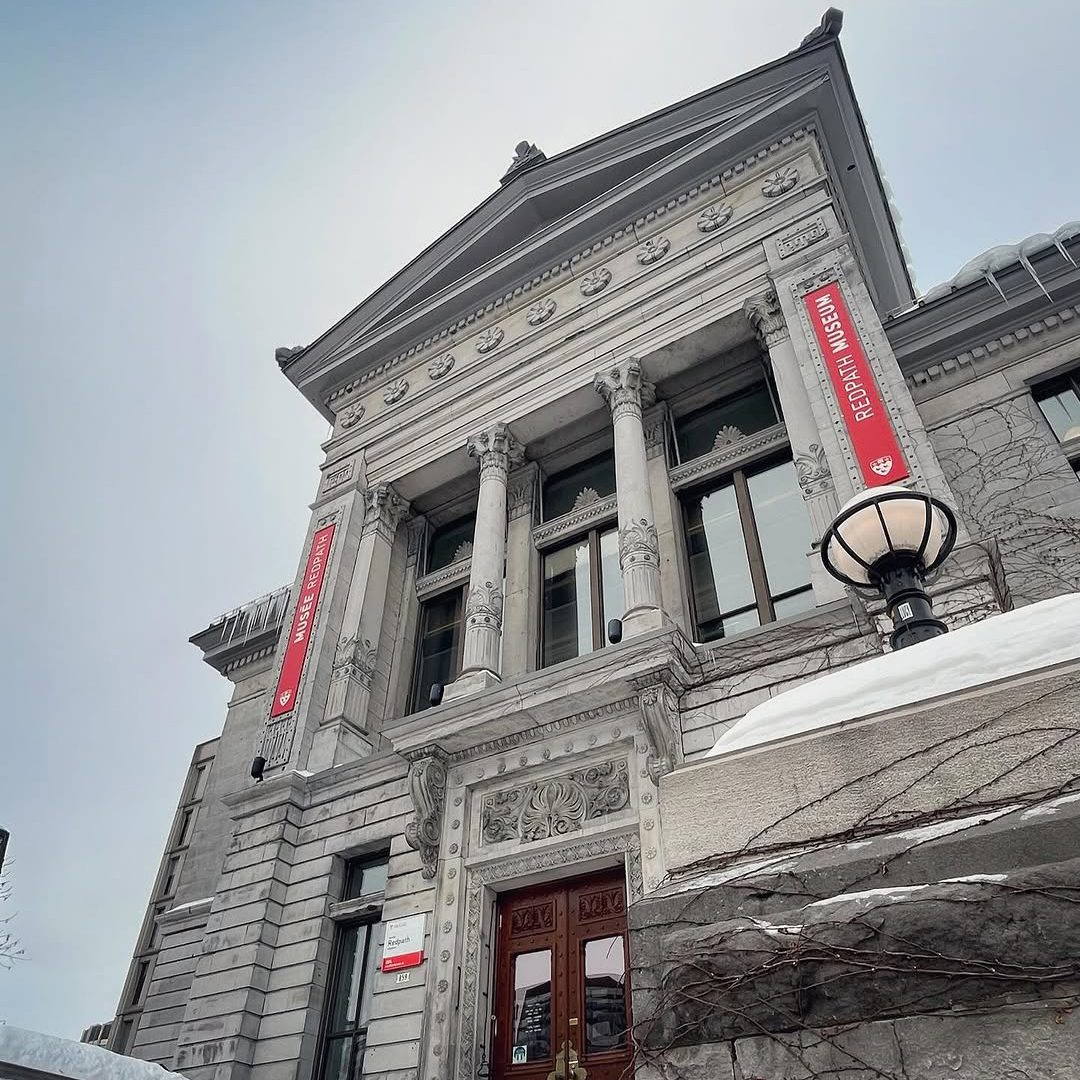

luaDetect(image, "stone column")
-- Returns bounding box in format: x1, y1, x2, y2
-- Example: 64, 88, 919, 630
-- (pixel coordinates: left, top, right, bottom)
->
594, 358, 668, 637
310, 483, 409, 770
444, 423, 524, 701
744, 289, 844, 603
502, 462, 540, 677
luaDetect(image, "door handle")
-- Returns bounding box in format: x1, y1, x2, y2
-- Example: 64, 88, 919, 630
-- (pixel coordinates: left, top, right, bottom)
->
548, 1041, 587, 1080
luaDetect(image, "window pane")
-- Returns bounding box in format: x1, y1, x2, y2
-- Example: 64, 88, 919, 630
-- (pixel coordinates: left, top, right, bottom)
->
321, 1035, 364, 1080
773, 589, 816, 621
187, 763, 209, 802
427, 517, 475, 573
543, 541, 593, 666
412, 590, 462, 711
542, 452, 616, 521
175, 808, 194, 848
598, 529, 623, 640
328, 924, 369, 1032
684, 484, 756, 641
583, 936, 627, 1054
1036, 378, 1080, 443
747, 460, 812, 600
344, 858, 389, 900
676, 380, 778, 462
511, 949, 552, 1063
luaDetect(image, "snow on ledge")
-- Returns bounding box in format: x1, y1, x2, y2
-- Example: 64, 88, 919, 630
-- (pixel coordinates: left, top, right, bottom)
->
0, 1026, 190, 1080
709, 593, 1080, 757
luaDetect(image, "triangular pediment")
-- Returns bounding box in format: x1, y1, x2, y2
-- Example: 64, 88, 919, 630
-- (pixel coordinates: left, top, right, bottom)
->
286, 21, 913, 413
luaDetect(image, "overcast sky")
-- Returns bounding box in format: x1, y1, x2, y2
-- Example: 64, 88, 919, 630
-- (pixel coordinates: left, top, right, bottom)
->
2, 0, 1077, 1041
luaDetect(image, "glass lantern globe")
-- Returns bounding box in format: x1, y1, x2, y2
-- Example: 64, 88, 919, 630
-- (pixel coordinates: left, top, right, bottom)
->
821, 485, 957, 590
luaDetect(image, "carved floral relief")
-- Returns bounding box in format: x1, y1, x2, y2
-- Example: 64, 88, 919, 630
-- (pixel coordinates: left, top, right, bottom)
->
697, 203, 734, 233
338, 401, 365, 429
636, 236, 670, 265
580, 268, 612, 296
480, 760, 630, 845
526, 298, 557, 326
762, 165, 799, 198
383, 378, 409, 405
475, 327, 504, 354
428, 353, 455, 380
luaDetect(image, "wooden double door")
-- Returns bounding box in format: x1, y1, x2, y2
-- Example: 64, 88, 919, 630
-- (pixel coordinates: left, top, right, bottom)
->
492, 870, 631, 1080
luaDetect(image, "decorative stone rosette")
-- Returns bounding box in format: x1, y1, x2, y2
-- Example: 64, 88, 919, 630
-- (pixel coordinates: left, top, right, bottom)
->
526, 297, 557, 325
428, 353, 455, 380
580, 267, 612, 296
697, 203, 734, 233
636, 236, 670, 265
383, 377, 409, 404
761, 165, 799, 198
338, 401, 365, 429
475, 326, 504, 354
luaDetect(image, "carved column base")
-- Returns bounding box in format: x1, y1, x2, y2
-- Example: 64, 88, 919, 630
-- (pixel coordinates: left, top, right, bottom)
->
306, 715, 376, 773
443, 666, 501, 703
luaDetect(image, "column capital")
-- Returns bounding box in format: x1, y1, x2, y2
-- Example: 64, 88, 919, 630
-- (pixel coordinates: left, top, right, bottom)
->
506, 462, 539, 521
467, 423, 525, 482
743, 288, 789, 349
362, 484, 410, 541
593, 358, 656, 421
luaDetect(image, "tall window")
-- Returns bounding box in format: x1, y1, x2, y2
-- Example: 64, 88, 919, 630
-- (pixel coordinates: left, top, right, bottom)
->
410, 587, 465, 712
542, 527, 623, 667
1034, 370, 1080, 477
317, 856, 389, 1080
683, 456, 813, 641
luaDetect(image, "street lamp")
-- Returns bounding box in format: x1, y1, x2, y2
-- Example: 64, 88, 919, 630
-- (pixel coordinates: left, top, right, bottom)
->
820, 485, 958, 650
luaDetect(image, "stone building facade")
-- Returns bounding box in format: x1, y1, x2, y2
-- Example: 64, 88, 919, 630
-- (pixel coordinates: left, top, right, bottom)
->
107, 11, 1080, 1080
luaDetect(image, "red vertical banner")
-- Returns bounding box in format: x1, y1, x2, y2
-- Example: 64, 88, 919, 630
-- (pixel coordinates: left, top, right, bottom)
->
803, 282, 909, 487
270, 523, 336, 718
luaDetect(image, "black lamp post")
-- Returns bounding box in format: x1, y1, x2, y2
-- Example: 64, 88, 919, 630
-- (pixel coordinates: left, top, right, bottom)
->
820, 485, 958, 650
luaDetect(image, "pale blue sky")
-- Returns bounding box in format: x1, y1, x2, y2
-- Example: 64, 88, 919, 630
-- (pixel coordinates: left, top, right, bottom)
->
1, 0, 1077, 1040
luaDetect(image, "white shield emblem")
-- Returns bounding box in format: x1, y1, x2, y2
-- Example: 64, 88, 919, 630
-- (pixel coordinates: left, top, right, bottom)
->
278, 689, 293, 708
870, 455, 893, 476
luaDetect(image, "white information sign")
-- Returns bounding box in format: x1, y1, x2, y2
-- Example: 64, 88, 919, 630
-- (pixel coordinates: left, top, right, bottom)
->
381, 913, 425, 972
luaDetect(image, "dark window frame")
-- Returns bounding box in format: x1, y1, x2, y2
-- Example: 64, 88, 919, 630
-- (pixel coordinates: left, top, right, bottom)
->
408, 584, 466, 713
539, 523, 621, 667
681, 451, 813, 641
671, 374, 782, 466
314, 856, 389, 1080
1033, 369, 1080, 469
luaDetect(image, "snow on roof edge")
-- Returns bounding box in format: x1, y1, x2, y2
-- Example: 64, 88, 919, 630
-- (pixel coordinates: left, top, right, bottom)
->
0, 1026, 191, 1080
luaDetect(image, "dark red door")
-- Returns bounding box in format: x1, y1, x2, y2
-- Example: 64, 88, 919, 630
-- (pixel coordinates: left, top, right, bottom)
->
492, 870, 631, 1080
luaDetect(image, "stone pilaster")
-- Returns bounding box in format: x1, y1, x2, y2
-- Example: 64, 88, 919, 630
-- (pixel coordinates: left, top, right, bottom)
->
309, 484, 409, 770
502, 462, 540, 677
386, 515, 430, 716
594, 358, 668, 637
444, 423, 524, 701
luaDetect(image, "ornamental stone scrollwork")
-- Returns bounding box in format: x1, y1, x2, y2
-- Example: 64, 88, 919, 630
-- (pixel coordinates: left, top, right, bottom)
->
480, 760, 630, 845
332, 634, 378, 685
465, 580, 504, 633
762, 165, 799, 198
743, 289, 789, 349
362, 484, 409, 541
697, 203, 734, 233
795, 442, 834, 497
428, 353, 455, 380
526, 298, 557, 326
383, 377, 409, 405
618, 518, 660, 574
580, 267, 612, 297
475, 326, 504, 354
404, 754, 448, 879
713, 424, 744, 448
466, 423, 524, 481
338, 401, 365, 429
593, 357, 656, 421
636, 683, 677, 783
636, 236, 670, 265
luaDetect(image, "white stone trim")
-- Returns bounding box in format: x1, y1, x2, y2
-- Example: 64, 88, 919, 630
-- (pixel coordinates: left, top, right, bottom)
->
415, 557, 472, 599
532, 494, 618, 548
669, 423, 789, 491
